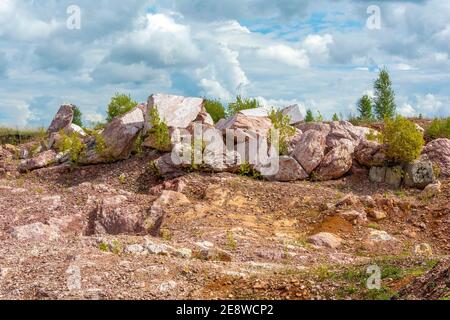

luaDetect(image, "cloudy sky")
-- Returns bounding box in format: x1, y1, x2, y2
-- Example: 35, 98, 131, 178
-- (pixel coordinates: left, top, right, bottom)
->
0, 0, 449, 128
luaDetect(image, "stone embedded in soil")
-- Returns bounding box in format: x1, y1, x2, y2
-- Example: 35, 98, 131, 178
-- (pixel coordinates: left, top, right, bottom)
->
145, 238, 174, 256
367, 210, 387, 221
11, 222, 60, 242
337, 210, 367, 224
307, 232, 342, 249
420, 181, 441, 199
414, 243, 433, 257
367, 230, 396, 243
86, 196, 145, 236
194, 241, 232, 262
18, 150, 58, 173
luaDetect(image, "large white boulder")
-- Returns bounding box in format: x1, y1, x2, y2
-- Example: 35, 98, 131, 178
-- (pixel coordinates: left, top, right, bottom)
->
281, 104, 304, 124
147, 93, 213, 129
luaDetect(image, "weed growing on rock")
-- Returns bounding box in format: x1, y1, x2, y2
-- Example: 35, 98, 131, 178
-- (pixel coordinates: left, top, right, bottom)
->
57, 131, 85, 163
268, 108, 296, 156
227, 95, 260, 117
149, 107, 171, 152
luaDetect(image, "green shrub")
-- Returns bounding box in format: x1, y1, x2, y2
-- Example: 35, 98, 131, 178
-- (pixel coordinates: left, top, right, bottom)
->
305, 109, 314, 122
227, 95, 260, 117
0, 127, 45, 145
305, 109, 323, 122
426, 118, 450, 139
148, 107, 171, 151
268, 108, 296, 155
56, 131, 85, 163
366, 129, 383, 143
238, 162, 262, 180
72, 106, 83, 127
204, 98, 226, 123
316, 110, 324, 122
332, 113, 340, 121
383, 116, 425, 163
107, 93, 137, 122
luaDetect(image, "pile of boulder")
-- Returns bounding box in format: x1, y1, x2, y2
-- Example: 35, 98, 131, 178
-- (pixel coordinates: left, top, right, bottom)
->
13, 93, 450, 189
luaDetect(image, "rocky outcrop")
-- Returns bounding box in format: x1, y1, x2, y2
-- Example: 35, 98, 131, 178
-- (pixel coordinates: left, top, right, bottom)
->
281, 104, 304, 125
86, 195, 145, 235
354, 139, 386, 167
215, 112, 273, 136
101, 107, 145, 160
291, 130, 327, 174
18, 150, 59, 173
47, 104, 75, 133
296, 122, 331, 135
80, 106, 145, 164
315, 143, 353, 181
268, 156, 308, 182
404, 159, 436, 189
422, 138, 450, 177
147, 93, 213, 129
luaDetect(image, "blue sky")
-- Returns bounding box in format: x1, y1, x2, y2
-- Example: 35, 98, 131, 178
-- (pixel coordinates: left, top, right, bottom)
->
0, 0, 449, 128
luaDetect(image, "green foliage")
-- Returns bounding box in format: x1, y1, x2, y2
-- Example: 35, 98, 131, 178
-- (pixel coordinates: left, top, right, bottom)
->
72, 106, 83, 127
426, 118, 450, 139
0, 127, 45, 145
118, 173, 126, 184
316, 110, 324, 122
204, 98, 226, 123
305, 109, 314, 122
149, 107, 171, 152
365, 129, 383, 143
133, 132, 144, 155
332, 113, 340, 121
227, 95, 260, 117
374, 68, 397, 120
357, 95, 375, 121
226, 230, 237, 251
305, 109, 323, 122
238, 162, 262, 180
106, 93, 137, 122
268, 108, 296, 155
383, 116, 425, 163
56, 131, 85, 163
99, 240, 121, 254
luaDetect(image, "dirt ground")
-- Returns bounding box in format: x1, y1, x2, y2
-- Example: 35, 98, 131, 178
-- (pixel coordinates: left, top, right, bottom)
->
0, 150, 449, 300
